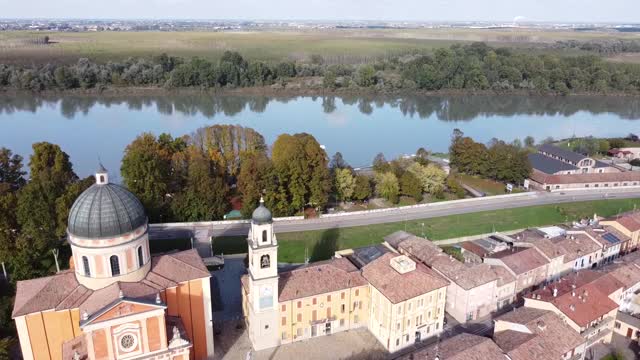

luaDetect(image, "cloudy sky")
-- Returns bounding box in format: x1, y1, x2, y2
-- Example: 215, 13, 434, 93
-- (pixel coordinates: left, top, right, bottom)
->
0, 0, 636, 23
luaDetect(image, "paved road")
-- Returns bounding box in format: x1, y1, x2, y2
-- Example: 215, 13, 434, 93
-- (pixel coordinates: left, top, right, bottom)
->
149, 188, 640, 244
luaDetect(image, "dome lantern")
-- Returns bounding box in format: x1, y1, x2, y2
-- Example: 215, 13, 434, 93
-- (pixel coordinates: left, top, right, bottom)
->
251, 197, 272, 225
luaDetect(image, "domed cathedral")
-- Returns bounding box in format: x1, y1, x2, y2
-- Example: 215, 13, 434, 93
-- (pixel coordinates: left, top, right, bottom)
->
12, 165, 215, 360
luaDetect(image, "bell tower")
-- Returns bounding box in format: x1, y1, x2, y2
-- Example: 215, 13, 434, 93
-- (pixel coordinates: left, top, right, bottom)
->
247, 197, 280, 350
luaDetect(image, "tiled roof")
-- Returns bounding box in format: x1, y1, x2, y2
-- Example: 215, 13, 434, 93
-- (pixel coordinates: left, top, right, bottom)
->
616, 311, 640, 329
528, 153, 578, 174
605, 262, 640, 290
530, 169, 640, 185
362, 253, 449, 304
584, 227, 631, 248
550, 233, 601, 263
277, 258, 368, 302
396, 234, 443, 264
526, 271, 623, 327
398, 333, 505, 360
494, 308, 585, 360
512, 230, 566, 260
487, 247, 549, 275
611, 213, 640, 232
12, 249, 209, 318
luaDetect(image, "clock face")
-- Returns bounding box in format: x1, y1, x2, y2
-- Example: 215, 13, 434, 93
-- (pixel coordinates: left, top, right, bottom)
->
259, 285, 274, 310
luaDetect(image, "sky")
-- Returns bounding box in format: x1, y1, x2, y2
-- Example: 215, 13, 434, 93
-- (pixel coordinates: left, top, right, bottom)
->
0, 0, 637, 23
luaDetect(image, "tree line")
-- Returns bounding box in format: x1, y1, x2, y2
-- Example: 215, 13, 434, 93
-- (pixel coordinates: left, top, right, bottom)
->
1, 43, 639, 94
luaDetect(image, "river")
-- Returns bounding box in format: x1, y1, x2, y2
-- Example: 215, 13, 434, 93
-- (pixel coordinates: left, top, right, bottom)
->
2, 93, 640, 180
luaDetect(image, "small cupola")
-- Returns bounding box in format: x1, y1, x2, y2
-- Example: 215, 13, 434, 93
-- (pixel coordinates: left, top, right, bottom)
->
96, 163, 109, 185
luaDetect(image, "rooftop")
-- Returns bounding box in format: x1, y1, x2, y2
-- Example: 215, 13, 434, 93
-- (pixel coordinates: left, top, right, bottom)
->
550, 233, 601, 263
398, 333, 505, 360
274, 257, 368, 302
608, 212, 640, 232
530, 169, 640, 185
362, 253, 449, 304
493, 308, 585, 360
526, 270, 623, 327
528, 152, 578, 174
538, 144, 588, 164
584, 227, 631, 248
487, 247, 549, 275
12, 249, 209, 318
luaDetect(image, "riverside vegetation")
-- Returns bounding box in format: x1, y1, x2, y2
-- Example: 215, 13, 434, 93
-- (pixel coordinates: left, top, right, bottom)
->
1, 43, 640, 95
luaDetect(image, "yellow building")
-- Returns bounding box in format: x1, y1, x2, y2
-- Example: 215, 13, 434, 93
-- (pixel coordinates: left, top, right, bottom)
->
240, 200, 449, 354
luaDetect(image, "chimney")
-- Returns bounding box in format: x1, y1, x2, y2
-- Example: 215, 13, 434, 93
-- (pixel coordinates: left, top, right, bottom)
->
553, 288, 558, 297
570, 304, 576, 311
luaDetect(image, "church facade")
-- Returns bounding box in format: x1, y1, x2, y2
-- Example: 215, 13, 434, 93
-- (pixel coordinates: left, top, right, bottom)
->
12, 166, 214, 360
241, 199, 449, 353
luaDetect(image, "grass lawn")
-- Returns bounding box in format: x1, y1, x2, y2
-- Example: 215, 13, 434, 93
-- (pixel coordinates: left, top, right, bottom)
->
456, 174, 508, 196
211, 198, 640, 263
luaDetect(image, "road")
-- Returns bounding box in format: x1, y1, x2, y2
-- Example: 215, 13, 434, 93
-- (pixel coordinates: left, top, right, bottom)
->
149, 188, 640, 245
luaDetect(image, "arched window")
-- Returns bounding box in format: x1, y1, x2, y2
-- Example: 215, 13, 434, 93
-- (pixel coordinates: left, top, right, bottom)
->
110, 255, 121, 276
261, 254, 270, 269
82, 256, 90, 277
137, 246, 144, 267
262, 230, 268, 243
99, 175, 105, 183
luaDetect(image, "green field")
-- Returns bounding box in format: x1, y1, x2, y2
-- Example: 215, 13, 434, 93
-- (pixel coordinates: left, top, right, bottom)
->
210, 198, 640, 263
0, 28, 635, 65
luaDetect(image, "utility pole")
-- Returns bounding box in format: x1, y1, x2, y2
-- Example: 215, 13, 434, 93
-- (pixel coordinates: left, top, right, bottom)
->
52, 249, 60, 273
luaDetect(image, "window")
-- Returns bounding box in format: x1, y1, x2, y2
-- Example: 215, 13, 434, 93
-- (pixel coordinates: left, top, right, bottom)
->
354, 315, 359, 323
282, 304, 286, 312
282, 317, 286, 325
396, 322, 401, 331
405, 334, 409, 342
359, 302, 362, 310
312, 310, 317, 321
585, 184, 589, 188
408, 303, 412, 311
110, 255, 120, 276
137, 246, 144, 267
355, 289, 359, 296
282, 332, 287, 340
120, 334, 136, 352
327, 295, 331, 302
297, 301, 302, 309
297, 313, 302, 322
327, 308, 331, 318
296, 328, 302, 337
615, 322, 621, 329
341, 292, 345, 300
416, 316, 420, 326
396, 338, 400, 346
340, 319, 345, 327
313, 298, 317, 305
262, 230, 267, 243
99, 175, 105, 183
260, 254, 270, 269
407, 319, 411, 327
341, 304, 345, 313
82, 256, 90, 276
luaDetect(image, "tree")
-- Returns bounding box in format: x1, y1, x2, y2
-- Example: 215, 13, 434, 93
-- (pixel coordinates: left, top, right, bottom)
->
446, 176, 466, 198
524, 136, 536, 148
171, 147, 229, 221
598, 139, 611, 154
353, 175, 372, 201
375, 172, 399, 204
609, 138, 626, 149
400, 171, 423, 202
189, 125, 266, 179
372, 153, 390, 173
356, 65, 376, 87
0, 148, 26, 190
121, 133, 173, 221
334, 168, 356, 202
330, 152, 349, 170
237, 151, 273, 218
415, 147, 431, 166
407, 163, 446, 195
54, 176, 94, 238
270, 133, 331, 215
29, 142, 77, 192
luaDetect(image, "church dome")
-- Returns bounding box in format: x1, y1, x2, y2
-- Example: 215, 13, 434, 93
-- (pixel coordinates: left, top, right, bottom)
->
67, 166, 147, 239
251, 197, 272, 225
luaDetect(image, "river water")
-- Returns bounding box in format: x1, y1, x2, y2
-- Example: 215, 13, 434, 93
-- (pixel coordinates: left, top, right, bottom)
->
2, 93, 640, 180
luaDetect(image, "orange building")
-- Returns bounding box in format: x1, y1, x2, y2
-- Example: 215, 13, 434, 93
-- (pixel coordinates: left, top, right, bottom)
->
12, 166, 214, 360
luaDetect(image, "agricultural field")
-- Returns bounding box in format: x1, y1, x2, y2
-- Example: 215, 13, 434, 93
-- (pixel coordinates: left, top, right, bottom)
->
1, 27, 638, 65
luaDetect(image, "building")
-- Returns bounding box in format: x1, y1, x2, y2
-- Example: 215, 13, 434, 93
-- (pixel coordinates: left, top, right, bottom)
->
577, 227, 629, 264
493, 307, 587, 360
549, 232, 602, 274
608, 147, 640, 160
523, 270, 624, 348
483, 246, 550, 295
385, 231, 516, 324
11, 166, 214, 360
397, 333, 505, 360
601, 212, 640, 253
614, 311, 640, 341
508, 229, 567, 281
528, 144, 640, 191
241, 205, 449, 354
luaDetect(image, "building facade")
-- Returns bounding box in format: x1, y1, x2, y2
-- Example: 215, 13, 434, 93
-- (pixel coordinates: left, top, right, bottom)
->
12, 166, 214, 360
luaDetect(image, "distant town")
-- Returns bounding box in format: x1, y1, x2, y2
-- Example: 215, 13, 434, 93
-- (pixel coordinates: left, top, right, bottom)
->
1, 18, 639, 32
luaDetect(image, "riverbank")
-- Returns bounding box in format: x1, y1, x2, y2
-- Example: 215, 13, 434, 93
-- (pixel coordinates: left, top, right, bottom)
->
205, 197, 640, 263
2, 80, 640, 98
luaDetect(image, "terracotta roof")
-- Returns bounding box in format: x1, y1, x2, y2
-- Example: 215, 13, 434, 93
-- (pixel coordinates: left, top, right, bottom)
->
494, 308, 585, 360
530, 168, 640, 185
584, 227, 631, 248
512, 230, 566, 260
605, 262, 640, 290
487, 247, 549, 275
396, 234, 443, 264
612, 213, 640, 232
460, 241, 489, 258
550, 233, 601, 263
277, 258, 368, 302
362, 253, 448, 304
526, 271, 623, 327
398, 333, 505, 360
13, 249, 209, 318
